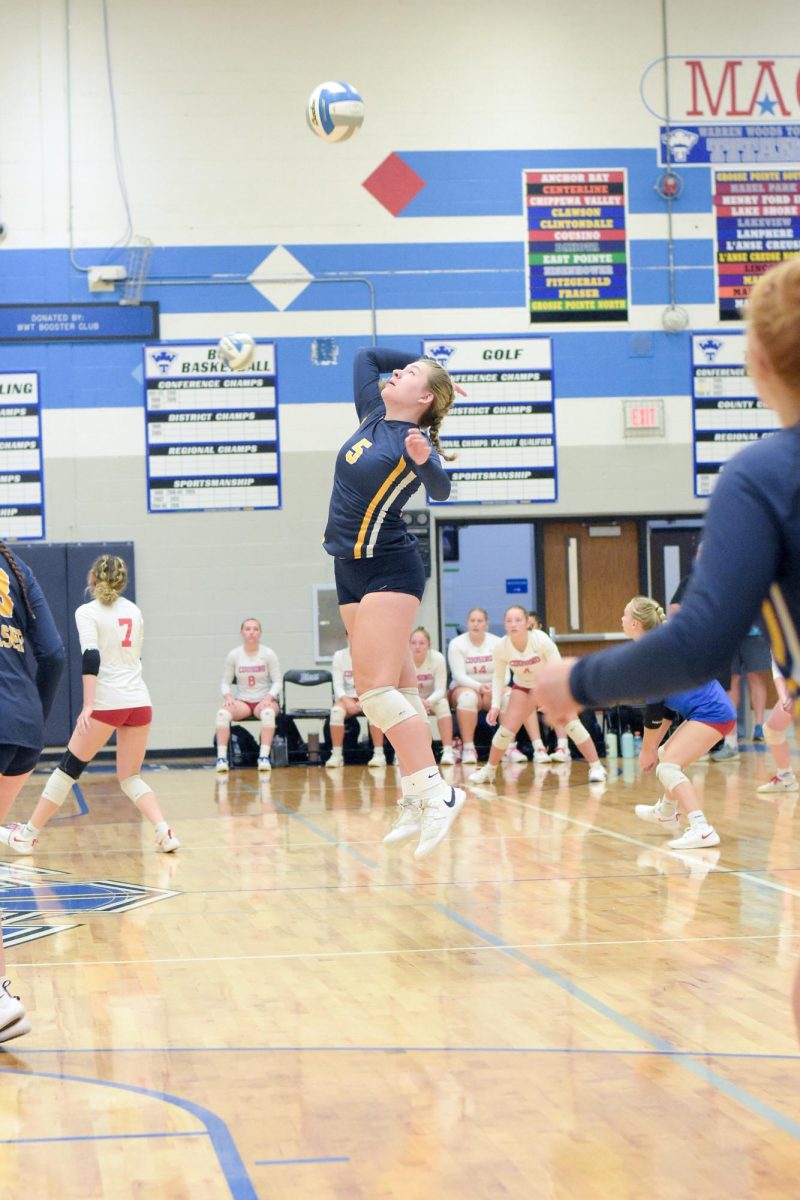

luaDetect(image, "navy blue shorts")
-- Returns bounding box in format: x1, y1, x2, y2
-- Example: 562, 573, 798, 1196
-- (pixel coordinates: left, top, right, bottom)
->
334, 547, 426, 605
0, 744, 41, 776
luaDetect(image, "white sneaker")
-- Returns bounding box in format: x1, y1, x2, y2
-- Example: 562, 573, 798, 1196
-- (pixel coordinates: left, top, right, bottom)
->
461, 745, 478, 766
468, 763, 496, 785
0, 979, 26, 1039
757, 774, 799, 793
439, 746, 455, 767
368, 749, 387, 768
257, 755, 272, 773
634, 799, 681, 834
533, 747, 551, 764
414, 788, 466, 860
0, 823, 37, 855
326, 750, 344, 769
669, 824, 720, 850
504, 745, 528, 764
587, 762, 607, 784
383, 798, 422, 845
215, 757, 229, 774
155, 826, 180, 853
550, 745, 570, 763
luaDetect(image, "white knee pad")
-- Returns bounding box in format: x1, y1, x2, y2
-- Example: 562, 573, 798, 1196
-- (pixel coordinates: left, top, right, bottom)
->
120, 775, 153, 805
432, 697, 451, 722
655, 761, 689, 793
564, 718, 591, 746
41, 768, 75, 808
400, 687, 428, 722
491, 725, 515, 753
456, 689, 479, 713
260, 707, 275, 729
216, 708, 232, 727
330, 704, 346, 728
764, 723, 787, 746
360, 687, 419, 732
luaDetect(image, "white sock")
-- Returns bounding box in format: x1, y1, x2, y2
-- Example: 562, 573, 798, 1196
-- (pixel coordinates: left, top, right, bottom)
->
259, 751, 270, 759
20, 823, 39, 839
534, 739, 546, 750
557, 738, 568, 748
154, 820, 169, 836
404, 766, 449, 806
724, 732, 738, 750
688, 810, 709, 828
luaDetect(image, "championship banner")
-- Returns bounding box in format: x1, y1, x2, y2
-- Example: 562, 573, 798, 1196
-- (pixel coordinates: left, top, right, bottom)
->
0, 373, 44, 539
143, 342, 280, 513
691, 333, 779, 496
422, 337, 556, 504
524, 169, 629, 323
714, 168, 800, 320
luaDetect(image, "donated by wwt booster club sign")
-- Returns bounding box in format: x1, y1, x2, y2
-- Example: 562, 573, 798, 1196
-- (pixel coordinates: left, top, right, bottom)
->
143, 343, 280, 513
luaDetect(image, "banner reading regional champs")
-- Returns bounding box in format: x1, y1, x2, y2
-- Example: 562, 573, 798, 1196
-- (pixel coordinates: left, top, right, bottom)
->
0, 372, 44, 538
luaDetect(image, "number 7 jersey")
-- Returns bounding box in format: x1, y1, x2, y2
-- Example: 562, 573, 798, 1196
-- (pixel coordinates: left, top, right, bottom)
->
75, 596, 151, 710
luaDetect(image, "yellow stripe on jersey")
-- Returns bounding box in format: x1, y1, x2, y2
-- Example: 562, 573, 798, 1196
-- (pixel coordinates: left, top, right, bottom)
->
353, 456, 408, 559
762, 584, 800, 723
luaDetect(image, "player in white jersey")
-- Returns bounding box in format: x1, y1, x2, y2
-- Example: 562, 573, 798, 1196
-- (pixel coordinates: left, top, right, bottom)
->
447, 608, 500, 765
1, 555, 179, 855
467, 605, 606, 786
757, 658, 798, 793
410, 627, 455, 765
215, 618, 282, 773
326, 640, 386, 768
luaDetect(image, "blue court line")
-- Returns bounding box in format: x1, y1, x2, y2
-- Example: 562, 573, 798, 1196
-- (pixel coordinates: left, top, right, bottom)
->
0, 1130, 203, 1145
52, 783, 89, 823
13, 1045, 800, 1060
433, 904, 800, 1141
255, 1156, 349, 1166
0, 1068, 257, 1200
242, 783, 378, 869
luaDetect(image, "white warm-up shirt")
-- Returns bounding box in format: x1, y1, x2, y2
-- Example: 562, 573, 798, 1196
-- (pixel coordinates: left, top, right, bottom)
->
415, 649, 447, 703
447, 632, 500, 692
332, 647, 357, 700
221, 644, 282, 703
490, 630, 561, 709
75, 596, 151, 710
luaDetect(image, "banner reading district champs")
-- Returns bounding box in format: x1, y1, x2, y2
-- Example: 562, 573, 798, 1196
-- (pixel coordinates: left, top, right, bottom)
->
524, 169, 629, 323
421, 337, 556, 504
714, 168, 800, 320
143, 343, 280, 513
0, 372, 44, 538
691, 333, 779, 497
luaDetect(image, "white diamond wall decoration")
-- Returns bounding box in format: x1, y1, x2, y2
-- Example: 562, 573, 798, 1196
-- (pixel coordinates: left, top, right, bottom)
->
248, 246, 313, 310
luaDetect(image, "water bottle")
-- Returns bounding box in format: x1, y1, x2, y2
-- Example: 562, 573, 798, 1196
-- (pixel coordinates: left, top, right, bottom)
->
307, 731, 321, 765
633, 732, 643, 755
271, 734, 288, 768
621, 729, 635, 759
605, 730, 618, 759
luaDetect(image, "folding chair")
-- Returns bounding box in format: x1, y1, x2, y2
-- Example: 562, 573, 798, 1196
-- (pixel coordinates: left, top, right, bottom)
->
279, 669, 335, 764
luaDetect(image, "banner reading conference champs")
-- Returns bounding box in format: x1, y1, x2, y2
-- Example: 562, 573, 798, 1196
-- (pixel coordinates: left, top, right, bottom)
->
422, 338, 556, 504
691, 333, 779, 497
143, 343, 280, 513
0, 372, 44, 538
525, 169, 629, 323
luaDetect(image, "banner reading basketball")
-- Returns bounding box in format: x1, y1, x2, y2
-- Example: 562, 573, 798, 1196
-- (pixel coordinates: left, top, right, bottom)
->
524, 170, 629, 324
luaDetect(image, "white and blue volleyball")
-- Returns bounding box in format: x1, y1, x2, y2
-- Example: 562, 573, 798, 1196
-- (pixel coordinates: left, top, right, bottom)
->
306, 81, 364, 143
217, 332, 256, 372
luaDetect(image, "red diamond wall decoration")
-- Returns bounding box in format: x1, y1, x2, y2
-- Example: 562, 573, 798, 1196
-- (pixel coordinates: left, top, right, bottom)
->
362, 153, 426, 216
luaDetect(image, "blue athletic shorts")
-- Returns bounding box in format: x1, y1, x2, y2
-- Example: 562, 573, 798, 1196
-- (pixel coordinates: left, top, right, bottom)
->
334, 546, 426, 605
0, 744, 41, 777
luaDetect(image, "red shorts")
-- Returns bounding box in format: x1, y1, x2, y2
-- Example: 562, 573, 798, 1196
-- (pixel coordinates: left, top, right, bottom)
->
239, 699, 275, 717
703, 718, 736, 736
92, 705, 152, 728
511, 683, 533, 695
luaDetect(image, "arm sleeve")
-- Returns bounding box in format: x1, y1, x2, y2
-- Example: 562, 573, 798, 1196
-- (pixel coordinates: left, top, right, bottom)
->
428, 652, 447, 705
266, 648, 282, 699
491, 645, 509, 710
221, 650, 237, 695
24, 571, 66, 721
353, 347, 416, 423
447, 638, 479, 691
570, 455, 783, 708
409, 445, 451, 502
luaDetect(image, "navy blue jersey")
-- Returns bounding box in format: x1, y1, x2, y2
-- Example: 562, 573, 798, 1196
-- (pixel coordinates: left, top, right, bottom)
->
323, 348, 451, 559
0, 552, 65, 751
646, 679, 736, 726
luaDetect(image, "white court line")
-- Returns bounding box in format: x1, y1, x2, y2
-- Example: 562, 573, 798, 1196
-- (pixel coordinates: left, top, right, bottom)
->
492, 790, 800, 901
16, 931, 800, 970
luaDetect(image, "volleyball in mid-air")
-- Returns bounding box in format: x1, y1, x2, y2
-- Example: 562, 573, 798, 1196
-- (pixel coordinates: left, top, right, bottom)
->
306, 81, 364, 143
217, 332, 256, 372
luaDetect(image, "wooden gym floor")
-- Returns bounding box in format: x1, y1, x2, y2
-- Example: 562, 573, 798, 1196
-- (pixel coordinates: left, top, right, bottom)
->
0, 746, 798, 1199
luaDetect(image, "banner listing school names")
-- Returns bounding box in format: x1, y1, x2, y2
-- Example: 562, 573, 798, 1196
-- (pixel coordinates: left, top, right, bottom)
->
524, 170, 629, 323
714, 168, 800, 319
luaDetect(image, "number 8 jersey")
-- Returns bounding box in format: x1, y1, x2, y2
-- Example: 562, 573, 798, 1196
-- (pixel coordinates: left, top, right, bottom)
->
75, 596, 151, 710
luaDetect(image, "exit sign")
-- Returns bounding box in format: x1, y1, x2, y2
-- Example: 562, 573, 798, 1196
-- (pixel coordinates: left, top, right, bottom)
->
623, 398, 665, 438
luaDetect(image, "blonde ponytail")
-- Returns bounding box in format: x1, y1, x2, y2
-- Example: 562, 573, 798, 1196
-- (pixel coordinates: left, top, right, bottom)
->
628, 595, 667, 631
89, 555, 128, 605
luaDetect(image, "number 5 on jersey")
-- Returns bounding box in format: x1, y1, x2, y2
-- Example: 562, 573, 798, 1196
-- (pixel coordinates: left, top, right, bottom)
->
346, 438, 372, 464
